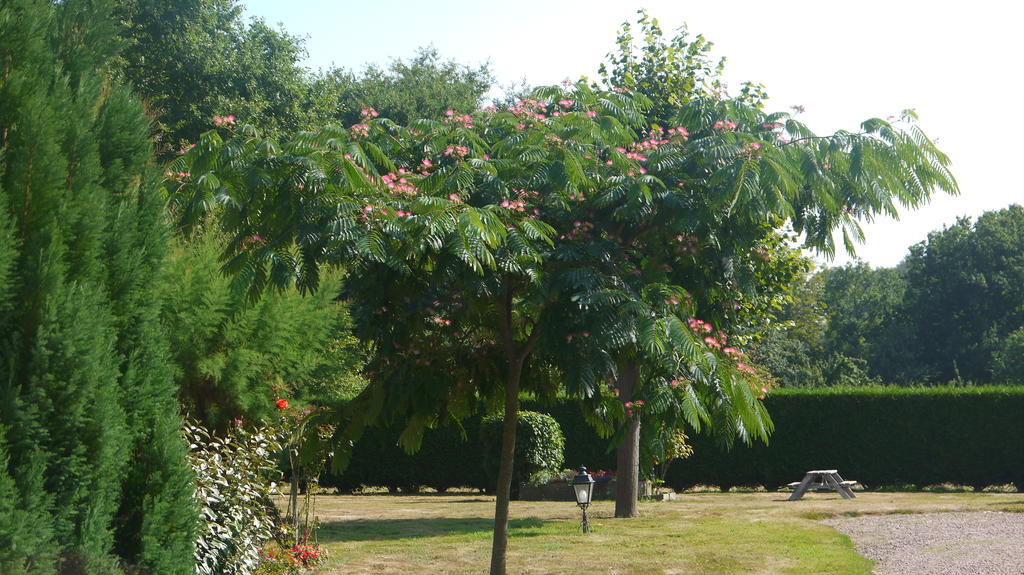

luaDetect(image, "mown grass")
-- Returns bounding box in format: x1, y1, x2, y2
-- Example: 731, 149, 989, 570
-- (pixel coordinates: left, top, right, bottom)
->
302, 491, 1021, 574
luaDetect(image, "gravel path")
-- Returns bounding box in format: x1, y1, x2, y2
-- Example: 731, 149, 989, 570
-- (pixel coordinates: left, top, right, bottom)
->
823, 511, 1024, 575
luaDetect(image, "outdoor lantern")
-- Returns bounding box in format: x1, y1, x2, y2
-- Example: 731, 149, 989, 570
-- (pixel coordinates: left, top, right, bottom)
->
571, 467, 595, 533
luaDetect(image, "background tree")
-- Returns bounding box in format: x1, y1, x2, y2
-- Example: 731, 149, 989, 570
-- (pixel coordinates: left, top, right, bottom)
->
902, 205, 1024, 383
0, 0, 195, 571
312, 46, 494, 126
818, 263, 911, 383
114, 0, 325, 158
160, 230, 357, 430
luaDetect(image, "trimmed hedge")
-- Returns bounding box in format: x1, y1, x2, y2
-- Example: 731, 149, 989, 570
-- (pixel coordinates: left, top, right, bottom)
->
322, 387, 1024, 492
668, 386, 1024, 492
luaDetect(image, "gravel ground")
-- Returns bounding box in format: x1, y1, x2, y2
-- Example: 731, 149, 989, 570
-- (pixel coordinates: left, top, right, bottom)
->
824, 511, 1024, 575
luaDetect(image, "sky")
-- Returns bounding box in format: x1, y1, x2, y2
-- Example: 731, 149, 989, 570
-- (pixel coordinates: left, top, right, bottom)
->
243, 0, 1024, 268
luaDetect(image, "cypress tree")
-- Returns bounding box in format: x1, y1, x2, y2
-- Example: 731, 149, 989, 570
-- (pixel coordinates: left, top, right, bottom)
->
0, 0, 195, 572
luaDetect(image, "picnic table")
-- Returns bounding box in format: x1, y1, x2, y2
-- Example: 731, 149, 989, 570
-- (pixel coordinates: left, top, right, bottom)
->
786, 469, 858, 500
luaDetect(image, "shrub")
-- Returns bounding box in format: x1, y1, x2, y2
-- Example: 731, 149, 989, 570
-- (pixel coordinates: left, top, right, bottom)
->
480, 411, 565, 490
185, 421, 283, 575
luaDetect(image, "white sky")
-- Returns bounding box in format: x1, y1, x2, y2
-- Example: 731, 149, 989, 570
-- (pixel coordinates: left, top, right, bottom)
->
244, 0, 1024, 268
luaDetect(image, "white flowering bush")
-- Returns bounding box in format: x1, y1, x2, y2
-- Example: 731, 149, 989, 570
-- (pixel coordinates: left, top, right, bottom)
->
185, 420, 283, 575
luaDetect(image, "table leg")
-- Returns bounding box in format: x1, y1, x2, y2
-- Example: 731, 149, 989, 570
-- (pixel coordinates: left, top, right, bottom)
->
825, 473, 854, 499
788, 473, 815, 501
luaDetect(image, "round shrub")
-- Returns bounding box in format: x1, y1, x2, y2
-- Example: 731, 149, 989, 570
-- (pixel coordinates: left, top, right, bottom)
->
481, 411, 565, 495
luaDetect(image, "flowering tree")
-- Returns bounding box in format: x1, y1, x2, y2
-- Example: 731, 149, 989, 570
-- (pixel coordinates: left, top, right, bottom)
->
168, 85, 758, 574
169, 57, 955, 571
588, 12, 959, 517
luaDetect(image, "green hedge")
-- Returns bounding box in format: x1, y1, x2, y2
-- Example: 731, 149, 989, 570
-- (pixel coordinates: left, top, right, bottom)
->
322, 387, 1024, 492
668, 386, 1024, 491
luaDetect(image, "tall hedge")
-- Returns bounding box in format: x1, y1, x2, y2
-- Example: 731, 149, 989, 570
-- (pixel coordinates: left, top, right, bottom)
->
0, 0, 195, 572
667, 387, 1024, 491
326, 388, 1024, 493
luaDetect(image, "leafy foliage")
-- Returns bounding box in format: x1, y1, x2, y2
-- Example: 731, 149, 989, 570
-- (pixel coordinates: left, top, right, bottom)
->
481, 411, 565, 489
186, 420, 282, 575
114, 0, 324, 159
754, 205, 1024, 387
903, 205, 1024, 383
313, 46, 494, 126
160, 231, 351, 430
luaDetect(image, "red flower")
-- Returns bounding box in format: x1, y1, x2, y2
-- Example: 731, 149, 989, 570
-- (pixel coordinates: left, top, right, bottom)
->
275, 399, 289, 410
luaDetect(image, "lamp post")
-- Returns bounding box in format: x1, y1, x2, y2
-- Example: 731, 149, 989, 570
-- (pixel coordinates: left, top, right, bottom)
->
571, 467, 595, 533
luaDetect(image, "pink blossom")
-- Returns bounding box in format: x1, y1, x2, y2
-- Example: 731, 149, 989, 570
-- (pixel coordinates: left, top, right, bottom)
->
363, 205, 374, 212
587, 110, 597, 117
422, 158, 433, 167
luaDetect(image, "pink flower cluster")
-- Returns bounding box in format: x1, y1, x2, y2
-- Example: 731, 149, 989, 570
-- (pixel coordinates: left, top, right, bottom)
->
713, 119, 738, 131
360, 107, 379, 119
558, 99, 575, 108
241, 234, 264, 248
164, 171, 190, 180
444, 145, 469, 158
381, 170, 418, 195
740, 141, 762, 154
213, 115, 236, 126
500, 199, 527, 211
431, 316, 452, 326
351, 123, 370, 138
507, 98, 547, 119
445, 109, 474, 128
565, 330, 591, 343
675, 234, 701, 255
558, 219, 593, 241
624, 399, 645, 417
722, 347, 744, 360
736, 362, 756, 375
761, 122, 783, 130
664, 292, 691, 306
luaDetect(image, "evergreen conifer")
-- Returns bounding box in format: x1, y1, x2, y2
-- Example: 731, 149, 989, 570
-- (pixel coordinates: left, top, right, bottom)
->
0, 1, 196, 572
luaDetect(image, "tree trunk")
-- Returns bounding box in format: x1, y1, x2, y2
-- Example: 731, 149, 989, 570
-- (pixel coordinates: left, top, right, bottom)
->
614, 362, 641, 518
489, 359, 523, 575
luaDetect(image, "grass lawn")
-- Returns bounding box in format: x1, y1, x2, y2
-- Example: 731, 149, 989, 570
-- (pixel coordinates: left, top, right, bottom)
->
306, 490, 1024, 574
